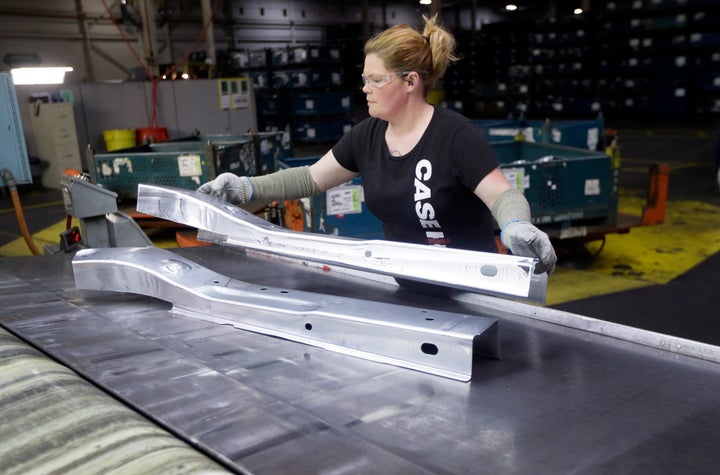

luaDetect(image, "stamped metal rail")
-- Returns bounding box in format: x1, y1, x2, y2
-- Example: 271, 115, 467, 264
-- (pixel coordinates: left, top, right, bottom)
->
72, 247, 500, 381
136, 184, 547, 303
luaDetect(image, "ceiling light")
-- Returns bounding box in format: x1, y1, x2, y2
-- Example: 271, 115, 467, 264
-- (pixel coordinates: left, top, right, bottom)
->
419, 0, 432, 4
505, 4, 518, 11
11, 67, 73, 85
574, 8, 583, 14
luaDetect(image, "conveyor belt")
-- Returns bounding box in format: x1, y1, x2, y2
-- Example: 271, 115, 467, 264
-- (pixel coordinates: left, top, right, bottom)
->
0, 329, 232, 474
2, 247, 720, 474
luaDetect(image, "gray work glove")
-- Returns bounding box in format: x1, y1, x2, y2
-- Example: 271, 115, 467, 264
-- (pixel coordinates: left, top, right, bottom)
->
197, 172, 252, 205
501, 220, 557, 274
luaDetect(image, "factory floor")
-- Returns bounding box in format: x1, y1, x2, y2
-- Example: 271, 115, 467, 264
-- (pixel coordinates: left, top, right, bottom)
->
1, 123, 719, 346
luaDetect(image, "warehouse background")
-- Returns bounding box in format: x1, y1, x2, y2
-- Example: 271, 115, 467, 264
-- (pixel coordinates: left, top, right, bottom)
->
1, 0, 719, 152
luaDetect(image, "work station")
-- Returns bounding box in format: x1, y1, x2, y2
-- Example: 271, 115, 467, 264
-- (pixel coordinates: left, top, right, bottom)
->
1, 1, 720, 473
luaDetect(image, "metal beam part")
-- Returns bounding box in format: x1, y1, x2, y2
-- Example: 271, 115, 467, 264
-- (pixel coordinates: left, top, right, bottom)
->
72, 246, 500, 381
136, 184, 547, 303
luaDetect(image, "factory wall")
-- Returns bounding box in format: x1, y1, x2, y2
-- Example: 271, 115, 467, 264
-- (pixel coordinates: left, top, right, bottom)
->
15, 80, 257, 161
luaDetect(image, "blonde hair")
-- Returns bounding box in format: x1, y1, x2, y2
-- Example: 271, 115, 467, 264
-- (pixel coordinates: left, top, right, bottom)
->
364, 14, 458, 89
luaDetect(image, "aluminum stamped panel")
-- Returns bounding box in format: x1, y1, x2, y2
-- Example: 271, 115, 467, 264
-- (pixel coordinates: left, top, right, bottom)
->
3, 250, 720, 474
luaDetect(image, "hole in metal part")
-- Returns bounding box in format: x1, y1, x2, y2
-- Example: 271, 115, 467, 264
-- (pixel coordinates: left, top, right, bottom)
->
480, 265, 498, 277
259, 287, 268, 291
305, 323, 312, 330
421, 343, 438, 355
280, 290, 289, 294
213, 280, 220, 284
364, 250, 372, 257
425, 317, 434, 321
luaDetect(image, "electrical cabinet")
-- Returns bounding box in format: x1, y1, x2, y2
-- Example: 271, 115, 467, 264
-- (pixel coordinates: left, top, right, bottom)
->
29, 102, 82, 189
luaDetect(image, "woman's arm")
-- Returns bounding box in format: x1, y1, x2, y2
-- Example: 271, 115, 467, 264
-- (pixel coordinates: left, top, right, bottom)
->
309, 150, 360, 192
473, 167, 514, 210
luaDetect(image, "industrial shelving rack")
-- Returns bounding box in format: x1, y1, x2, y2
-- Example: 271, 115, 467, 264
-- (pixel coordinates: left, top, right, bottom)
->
444, 0, 720, 121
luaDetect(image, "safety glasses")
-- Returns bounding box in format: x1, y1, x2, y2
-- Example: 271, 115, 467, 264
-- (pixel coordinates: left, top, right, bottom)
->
361, 71, 412, 89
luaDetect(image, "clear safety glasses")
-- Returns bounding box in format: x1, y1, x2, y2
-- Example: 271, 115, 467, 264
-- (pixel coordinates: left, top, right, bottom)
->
361, 71, 412, 89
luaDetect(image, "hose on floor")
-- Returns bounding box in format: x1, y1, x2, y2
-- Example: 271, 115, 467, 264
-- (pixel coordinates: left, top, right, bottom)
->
1, 168, 41, 256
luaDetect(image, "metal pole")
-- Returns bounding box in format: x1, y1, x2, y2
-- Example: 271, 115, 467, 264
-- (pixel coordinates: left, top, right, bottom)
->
201, 0, 216, 74
75, 0, 95, 82
138, 0, 159, 78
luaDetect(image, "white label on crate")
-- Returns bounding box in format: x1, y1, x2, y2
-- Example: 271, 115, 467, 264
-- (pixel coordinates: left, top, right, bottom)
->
326, 185, 363, 216
305, 99, 315, 110
585, 178, 601, 196
502, 168, 528, 191
341, 96, 350, 107
552, 128, 562, 143
101, 162, 113, 177
177, 154, 202, 177
489, 128, 520, 137
112, 158, 133, 174
714, 77, 720, 87
560, 226, 588, 239
587, 127, 599, 150
301, 197, 313, 230
307, 128, 316, 139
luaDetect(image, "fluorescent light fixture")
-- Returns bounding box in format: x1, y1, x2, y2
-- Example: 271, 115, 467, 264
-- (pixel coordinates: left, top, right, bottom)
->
419, 0, 432, 4
574, 8, 583, 14
11, 67, 73, 85
505, 4, 518, 11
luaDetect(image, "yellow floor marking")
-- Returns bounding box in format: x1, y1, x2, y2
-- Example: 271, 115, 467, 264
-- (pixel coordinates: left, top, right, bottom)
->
547, 196, 720, 305
0, 200, 65, 215
0, 219, 179, 256
546, 268, 651, 306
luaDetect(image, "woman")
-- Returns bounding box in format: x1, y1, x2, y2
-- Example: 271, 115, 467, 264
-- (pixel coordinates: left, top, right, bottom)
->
198, 14, 557, 283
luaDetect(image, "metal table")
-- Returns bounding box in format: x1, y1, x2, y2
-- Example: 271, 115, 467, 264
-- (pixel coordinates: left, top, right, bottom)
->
2, 246, 720, 474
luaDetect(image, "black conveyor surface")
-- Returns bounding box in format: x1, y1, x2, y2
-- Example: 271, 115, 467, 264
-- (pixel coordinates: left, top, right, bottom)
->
2, 246, 720, 475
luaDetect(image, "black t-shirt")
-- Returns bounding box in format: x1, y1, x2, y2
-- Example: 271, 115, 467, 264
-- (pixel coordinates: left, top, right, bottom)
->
332, 106, 500, 253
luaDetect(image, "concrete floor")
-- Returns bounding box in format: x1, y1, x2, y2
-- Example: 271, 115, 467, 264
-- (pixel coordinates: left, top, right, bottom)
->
1, 124, 719, 344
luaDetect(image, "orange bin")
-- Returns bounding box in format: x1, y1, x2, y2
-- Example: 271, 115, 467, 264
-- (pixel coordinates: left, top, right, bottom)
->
136, 127, 169, 145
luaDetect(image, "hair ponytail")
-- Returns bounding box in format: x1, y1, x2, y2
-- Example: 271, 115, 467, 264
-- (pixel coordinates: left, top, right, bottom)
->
364, 13, 458, 89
